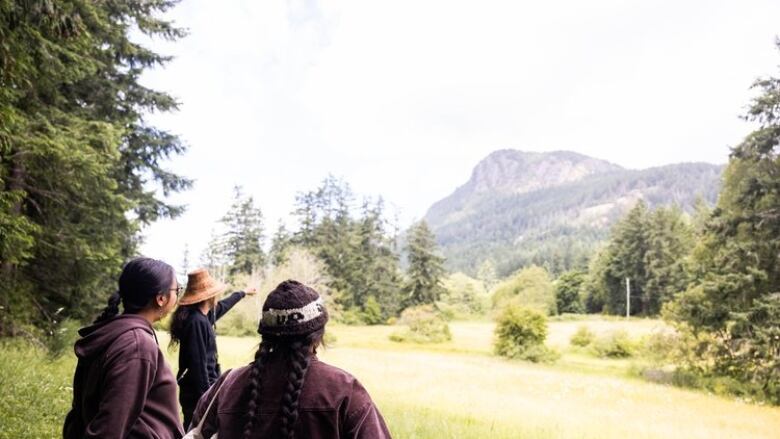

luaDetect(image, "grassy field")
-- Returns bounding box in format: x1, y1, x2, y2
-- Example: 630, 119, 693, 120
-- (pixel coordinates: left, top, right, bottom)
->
2, 318, 779, 438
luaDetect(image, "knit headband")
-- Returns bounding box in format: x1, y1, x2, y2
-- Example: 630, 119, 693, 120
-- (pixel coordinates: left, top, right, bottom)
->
261, 297, 325, 328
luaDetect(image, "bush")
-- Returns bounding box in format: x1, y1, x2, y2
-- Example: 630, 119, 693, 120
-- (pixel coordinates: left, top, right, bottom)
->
492, 266, 556, 315
570, 325, 595, 347
362, 296, 384, 325
493, 305, 557, 363
592, 330, 636, 358
389, 305, 452, 344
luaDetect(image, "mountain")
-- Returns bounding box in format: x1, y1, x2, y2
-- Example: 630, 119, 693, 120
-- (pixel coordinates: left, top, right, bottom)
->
424, 150, 723, 277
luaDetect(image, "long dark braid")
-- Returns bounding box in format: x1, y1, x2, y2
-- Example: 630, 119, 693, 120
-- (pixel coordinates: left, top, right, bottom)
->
243, 340, 272, 439
93, 291, 121, 324
280, 334, 316, 439
242, 330, 322, 439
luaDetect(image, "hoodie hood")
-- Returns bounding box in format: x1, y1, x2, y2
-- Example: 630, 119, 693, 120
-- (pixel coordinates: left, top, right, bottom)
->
74, 314, 155, 359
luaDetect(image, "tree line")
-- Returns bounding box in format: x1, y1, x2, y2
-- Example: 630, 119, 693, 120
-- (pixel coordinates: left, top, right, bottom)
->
198, 177, 447, 324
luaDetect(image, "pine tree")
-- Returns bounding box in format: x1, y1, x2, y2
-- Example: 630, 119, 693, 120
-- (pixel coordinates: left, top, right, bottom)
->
0, 0, 190, 333
221, 186, 265, 279
667, 42, 780, 401
643, 206, 692, 314
404, 220, 446, 307
291, 177, 402, 318
269, 221, 292, 267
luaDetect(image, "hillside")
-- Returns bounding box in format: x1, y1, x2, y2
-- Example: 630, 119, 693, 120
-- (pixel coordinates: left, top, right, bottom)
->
424, 150, 722, 276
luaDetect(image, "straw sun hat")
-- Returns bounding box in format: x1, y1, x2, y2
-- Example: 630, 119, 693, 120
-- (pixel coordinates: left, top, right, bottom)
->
178, 268, 227, 306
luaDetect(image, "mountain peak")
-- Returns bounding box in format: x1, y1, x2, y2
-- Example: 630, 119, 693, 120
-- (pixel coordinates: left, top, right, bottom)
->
467, 149, 622, 196
424, 149, 722, 276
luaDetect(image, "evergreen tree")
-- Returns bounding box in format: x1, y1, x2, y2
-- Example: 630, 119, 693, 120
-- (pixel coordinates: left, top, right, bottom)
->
668, 43, 780, 401
643, 206, 692, 314
269, 221, 292, 267
0, 0, 190, 333
404, 220, 446, 307
291, 177, 402, 319
221, 186, 265, 278
586, 202, 693, 315
554, 270, 586, 314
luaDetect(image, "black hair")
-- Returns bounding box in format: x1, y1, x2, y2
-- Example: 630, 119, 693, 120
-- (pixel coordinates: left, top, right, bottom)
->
93, 257, 175, 324
243, 328, 324, 439
169, 303, 199, 348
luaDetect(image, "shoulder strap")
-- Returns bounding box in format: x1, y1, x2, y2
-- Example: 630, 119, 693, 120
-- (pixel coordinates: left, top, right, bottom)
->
194, 368, 236, 430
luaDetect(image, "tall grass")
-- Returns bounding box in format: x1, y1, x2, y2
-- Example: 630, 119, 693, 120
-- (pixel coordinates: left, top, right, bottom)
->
3, 320, 780, 438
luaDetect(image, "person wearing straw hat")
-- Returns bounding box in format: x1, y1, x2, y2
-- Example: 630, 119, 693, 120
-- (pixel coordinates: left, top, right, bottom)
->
168, 268, 256, 427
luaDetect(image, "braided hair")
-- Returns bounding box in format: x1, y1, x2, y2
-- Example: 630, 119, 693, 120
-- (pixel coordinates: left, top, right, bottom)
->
93, 257, 175, 324
242, 329, 323, 439
242, 280, 328, 439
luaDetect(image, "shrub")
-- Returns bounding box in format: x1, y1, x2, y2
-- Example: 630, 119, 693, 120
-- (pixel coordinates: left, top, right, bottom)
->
592, 330, 636, 358
570, 325, 595, 347
389, 305, 452, 344
492, 266, 556, 315
340, 307, 366, 325
362, 296, 384, 325
493, 305, 557, 363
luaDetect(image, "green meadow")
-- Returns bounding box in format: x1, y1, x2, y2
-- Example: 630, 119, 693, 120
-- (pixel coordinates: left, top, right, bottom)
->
2, 317, 779, 439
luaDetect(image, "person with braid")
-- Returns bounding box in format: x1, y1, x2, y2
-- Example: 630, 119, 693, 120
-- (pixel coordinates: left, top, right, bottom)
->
189, 280, 392, 438
63, 257, 185, 439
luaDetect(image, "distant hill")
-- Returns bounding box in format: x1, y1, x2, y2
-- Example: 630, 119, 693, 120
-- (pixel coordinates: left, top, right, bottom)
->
424, 150, 723, 276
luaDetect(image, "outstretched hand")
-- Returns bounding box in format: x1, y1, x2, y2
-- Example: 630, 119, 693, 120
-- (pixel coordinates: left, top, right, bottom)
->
244, 287, 258, 296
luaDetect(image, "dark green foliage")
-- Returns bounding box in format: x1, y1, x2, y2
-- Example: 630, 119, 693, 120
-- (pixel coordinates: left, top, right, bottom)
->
221, 186, 265, 279
666, 41, 780, 404
403, 220, 446, 307
554, 270, 586, 314
0, 0, 190, 333
584, 203, 693, 316
389, 305, 452, 344
494, 305, 557, 363
290, 177, 403, 320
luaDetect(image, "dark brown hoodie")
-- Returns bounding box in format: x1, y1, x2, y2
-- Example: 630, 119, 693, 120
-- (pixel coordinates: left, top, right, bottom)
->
63, 314, 184, 439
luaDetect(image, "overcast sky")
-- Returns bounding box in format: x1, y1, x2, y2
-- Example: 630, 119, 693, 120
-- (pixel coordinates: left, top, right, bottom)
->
138, 0, 780, 271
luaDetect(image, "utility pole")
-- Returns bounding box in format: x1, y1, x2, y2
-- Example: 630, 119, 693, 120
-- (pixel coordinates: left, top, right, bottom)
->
625, 277, 631, 318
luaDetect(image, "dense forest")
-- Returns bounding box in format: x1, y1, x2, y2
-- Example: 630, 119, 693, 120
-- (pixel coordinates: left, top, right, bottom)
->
426, 153, 722, 277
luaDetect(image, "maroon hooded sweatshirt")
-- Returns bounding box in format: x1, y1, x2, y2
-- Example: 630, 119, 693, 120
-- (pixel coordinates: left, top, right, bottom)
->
190, 357, 392, 438
63, 314, 184, 439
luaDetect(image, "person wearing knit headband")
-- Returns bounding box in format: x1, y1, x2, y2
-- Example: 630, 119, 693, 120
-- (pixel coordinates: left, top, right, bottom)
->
188, 280, 392, 439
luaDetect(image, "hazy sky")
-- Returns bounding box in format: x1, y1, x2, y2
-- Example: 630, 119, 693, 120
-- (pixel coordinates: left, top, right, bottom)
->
139, 0, 780, 271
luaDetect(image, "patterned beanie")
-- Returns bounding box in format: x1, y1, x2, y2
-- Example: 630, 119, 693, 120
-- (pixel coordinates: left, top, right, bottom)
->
259, 280, 329, 336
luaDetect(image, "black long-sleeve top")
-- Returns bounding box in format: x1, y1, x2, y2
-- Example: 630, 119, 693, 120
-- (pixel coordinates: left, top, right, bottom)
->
176, 292, 245, 398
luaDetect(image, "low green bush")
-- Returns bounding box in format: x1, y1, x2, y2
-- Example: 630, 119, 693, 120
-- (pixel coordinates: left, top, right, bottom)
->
493, 304, 557, 363
569, 325, 595, 347
389, 305, 452, 344
592, 330, 636, 358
